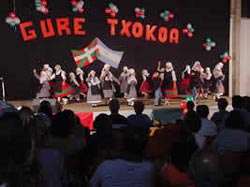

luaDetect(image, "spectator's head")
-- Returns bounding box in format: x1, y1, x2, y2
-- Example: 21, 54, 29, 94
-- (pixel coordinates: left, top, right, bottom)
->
0, 112, 31, 170
50, 111, 73, 138
38, 100, 53, 118
184, 111, 201, 133
187, 101, 195, 111
133, 101, 144, 115
94, 113, 112, 135
242, 96, 250, 112
189, 149, 223, 187
196, 105, 209, 118
109, 98, 120, 114
232, 95, 242, 109
217, 98, 228, 111
124, 126, 148, 160
18, 106, 35, 127
225, 110, 244, 129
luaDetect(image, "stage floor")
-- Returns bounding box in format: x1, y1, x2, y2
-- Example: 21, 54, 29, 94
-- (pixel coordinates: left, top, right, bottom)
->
8, 95, 230, 114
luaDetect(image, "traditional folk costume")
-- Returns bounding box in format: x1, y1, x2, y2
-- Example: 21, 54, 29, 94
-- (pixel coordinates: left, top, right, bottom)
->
212, 62, 225, 101
152, 71, 162, 106
76, 67, 88, 99
86, 70, 102, 107
50, 65, 73, 104
161, 62, 177, 104
100, 64, 119, 102
202, 67, 212, 98
190, 61, 202, 101
119, 66, 129, 98
68, 72, 81, 101
126, 68, 137, 106
139, 69, 153, 98
180, 65, 191, 94
33, 66, 50, 98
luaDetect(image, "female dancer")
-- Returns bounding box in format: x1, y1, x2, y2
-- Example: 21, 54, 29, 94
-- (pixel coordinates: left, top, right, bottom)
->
126, 68, 137, 106
139, 69, 152, 98
86, 70, 102, 107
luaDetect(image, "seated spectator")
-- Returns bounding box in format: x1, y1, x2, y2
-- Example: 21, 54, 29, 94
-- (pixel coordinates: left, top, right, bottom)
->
41, 111, 78, 155
189, 149, 223, 187
187, 101, 195, 112
232, 95, 243, 111
213, 110, 250, 154
211, 98, 229, 132
90, 126, 154, 187
38, 100, 53, 119
171, 110, 201, 172
127, 101, 152, 131
242, 96, 250, 129
108, 98, 127, 128
196, 105, 217, 149
0, 112, 32, 186
161, 111, 200, 186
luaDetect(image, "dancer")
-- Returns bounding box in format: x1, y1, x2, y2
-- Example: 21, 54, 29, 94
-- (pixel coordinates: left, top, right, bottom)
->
50, 65, 73, 104
158, 61, 177, 105
119, 66, 129, 98
190, 61, 202, 101
100, 64, 119, 104
126, 68, 137, 106
86, 70, 102, 107
180, 65, 191, 94
75, 67, 88, 100
212, 62, 225, 101
33, 65, 51, 98
203, 67, 212, 98
68, 72, 81, 101
152, 71, 162, 106
139, 69, 152, 98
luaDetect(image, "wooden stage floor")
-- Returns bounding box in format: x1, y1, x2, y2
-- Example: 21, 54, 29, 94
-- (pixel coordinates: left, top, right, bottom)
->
7, 95, 229, 113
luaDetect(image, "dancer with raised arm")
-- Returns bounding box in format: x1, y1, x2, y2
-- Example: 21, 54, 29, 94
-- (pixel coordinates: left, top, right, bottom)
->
75, 67, 88, 100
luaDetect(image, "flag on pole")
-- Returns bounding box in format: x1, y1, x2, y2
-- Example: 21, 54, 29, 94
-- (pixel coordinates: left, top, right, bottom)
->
71, 37, 124, 69
71, 38, 100, 68
96, 38, 124, 69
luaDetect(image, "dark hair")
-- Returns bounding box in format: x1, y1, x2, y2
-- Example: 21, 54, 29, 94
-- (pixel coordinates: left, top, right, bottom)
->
184, 111, 201, 133
217, 98, 228, 111
109, 98, 120, 114
225, 110, 244, 129
189, 149, 223, 187
94, 113, 112, 135
0, 112, 31, 166
38, 100, 53, 118
232, 95, 242, 109
187, 101, 195, 111
124, 127, 148, 159
242, 96, 250, 112
196, 105, 209, 118
19, 106, 34, 127
50, 111, 73, 138
133, 101, 144, 115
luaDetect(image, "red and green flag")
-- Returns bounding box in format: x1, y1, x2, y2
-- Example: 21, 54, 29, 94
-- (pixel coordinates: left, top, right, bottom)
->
71, 38, 100, 68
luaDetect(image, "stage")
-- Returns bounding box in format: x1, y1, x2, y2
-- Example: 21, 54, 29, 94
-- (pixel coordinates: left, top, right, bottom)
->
8, 95, 230, 114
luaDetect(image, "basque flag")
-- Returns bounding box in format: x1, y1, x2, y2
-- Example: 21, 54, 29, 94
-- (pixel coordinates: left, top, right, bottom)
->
71, 38, 100, 68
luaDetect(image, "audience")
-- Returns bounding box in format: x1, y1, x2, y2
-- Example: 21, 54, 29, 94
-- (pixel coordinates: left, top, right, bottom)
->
196, 105, 217, 149
213, 110, 250, 154
0, 95, 250, 187
108, 98, 127, 128
211, 98, 229, 132
90, 126, 154, 187
127, 101, 152, 131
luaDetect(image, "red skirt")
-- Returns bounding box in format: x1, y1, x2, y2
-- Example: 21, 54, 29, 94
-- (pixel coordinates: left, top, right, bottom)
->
164, 87, 178, 98
139, 81, 152, 94
180, 78, 190, 92
79, 82, 88, 93
54, 82, 74, 98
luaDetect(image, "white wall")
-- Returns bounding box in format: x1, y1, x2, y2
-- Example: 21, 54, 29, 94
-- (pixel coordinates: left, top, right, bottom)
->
239, 18, 250, 96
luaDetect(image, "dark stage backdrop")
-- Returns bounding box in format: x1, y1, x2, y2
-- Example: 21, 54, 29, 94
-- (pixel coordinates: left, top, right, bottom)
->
0, 0, 230, 100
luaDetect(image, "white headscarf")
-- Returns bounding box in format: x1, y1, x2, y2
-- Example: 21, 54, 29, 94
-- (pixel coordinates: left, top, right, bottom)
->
165, 62, 173, 72
192, 61, 201, 71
